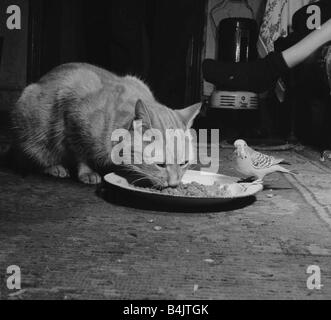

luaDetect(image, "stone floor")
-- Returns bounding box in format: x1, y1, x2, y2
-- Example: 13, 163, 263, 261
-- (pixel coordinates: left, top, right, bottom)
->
1, 138, 331, 299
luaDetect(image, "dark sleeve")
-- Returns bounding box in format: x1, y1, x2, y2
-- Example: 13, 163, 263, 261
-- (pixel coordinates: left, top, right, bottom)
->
202, 52, 290, 93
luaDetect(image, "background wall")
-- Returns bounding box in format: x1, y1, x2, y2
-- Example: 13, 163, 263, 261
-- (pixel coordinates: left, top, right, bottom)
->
0, 0, 29, 111
34, 0, 204, 109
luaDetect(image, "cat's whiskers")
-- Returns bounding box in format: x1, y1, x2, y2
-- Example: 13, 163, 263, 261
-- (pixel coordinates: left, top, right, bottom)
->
129, 171, 163, 189
131, 176, 150, 185
122, 164, 166, 188
134, 169, 164, 186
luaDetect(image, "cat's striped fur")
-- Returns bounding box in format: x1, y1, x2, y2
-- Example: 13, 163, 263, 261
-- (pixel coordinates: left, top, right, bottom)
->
11, 63, 201, 186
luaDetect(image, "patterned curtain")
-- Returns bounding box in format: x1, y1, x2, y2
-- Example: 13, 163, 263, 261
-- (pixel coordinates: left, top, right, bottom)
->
258, 0, 317, 56
258, 0, 317, 101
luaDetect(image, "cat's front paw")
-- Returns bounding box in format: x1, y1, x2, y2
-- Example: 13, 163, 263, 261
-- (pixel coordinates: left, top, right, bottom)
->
44, 165, 70, 178
79, 172, 102, 185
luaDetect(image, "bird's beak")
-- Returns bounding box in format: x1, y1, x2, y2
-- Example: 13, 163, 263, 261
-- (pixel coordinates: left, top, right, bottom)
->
235, 147, 244, 159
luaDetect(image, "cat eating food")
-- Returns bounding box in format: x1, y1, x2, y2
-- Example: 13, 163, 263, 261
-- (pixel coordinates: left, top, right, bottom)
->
11, 63, 201, 186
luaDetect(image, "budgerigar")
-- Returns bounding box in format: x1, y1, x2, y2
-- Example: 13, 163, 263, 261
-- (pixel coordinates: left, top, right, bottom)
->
234, 139, 294, 182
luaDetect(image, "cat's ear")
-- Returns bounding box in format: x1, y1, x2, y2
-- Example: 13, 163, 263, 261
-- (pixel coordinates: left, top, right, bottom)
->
175, 103, 202, 128
135, 99, 152, 128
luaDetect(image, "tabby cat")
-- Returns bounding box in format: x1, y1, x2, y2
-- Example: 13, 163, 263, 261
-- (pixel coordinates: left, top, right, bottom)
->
11, 63, 201, 187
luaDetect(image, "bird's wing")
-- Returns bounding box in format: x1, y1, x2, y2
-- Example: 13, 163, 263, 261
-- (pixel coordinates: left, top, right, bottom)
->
250, 151, 275, 169
247, 146, 285, 165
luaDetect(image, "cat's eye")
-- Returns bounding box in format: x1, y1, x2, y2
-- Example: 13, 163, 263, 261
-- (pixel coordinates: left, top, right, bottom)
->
156, 161, 189, 169
181, 161, 190, 167
156, 163, 167, 169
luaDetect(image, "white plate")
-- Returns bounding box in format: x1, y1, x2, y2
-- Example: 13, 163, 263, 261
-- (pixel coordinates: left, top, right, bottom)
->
103, 170, 263, 207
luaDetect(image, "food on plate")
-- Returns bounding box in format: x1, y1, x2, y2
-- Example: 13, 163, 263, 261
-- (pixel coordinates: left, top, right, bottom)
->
135, 181, 240, 198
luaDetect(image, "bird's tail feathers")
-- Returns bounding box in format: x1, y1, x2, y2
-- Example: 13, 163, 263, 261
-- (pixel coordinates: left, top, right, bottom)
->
272, 157, 291, 166
277, 165, 298, 176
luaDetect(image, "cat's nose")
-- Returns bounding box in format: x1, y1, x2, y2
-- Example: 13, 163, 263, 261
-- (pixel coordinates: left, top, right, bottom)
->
168, 176, 180, 187
166, 166, 180, 187
168, 181, 178, 187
